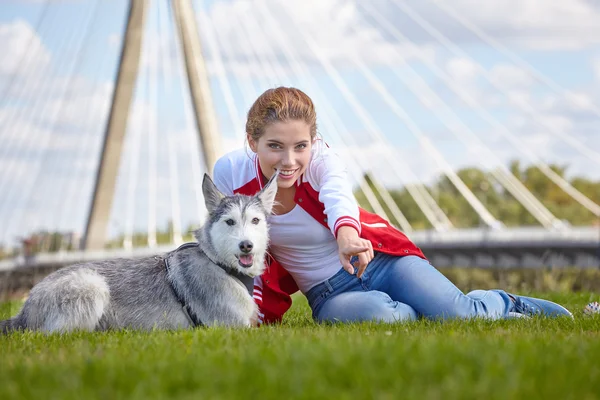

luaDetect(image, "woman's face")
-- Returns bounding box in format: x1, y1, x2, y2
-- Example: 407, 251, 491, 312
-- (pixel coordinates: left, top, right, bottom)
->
248, 120, 314, 189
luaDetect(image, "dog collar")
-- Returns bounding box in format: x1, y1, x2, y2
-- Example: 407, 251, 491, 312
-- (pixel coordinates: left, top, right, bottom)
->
222, 267, 255, 296
198, 246, 255, 296
172, 242, 254, 296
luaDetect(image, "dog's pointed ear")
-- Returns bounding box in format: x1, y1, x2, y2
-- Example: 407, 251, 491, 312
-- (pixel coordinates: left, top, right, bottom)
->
202, 173, 225, 214
258, 171, 279, 214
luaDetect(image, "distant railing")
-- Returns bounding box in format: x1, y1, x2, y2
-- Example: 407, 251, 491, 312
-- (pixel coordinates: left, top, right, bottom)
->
409, 226, 599, 246
1, 227, 598, 271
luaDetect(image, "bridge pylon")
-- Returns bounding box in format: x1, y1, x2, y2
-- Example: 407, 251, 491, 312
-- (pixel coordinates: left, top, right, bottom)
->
83, 0, 220, 250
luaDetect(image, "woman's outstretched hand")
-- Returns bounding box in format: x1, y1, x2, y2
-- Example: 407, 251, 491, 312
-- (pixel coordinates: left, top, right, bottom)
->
336, 226, 374, 278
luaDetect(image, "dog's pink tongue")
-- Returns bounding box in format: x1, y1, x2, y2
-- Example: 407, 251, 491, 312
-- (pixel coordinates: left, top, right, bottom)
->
239, 254, 253, 265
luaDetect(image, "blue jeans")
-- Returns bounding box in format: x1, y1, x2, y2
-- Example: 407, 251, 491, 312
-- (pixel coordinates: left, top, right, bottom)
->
305, 253, 513, 323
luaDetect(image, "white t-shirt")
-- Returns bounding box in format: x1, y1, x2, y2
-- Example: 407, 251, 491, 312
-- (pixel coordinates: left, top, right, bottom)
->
268, 205, 342, 293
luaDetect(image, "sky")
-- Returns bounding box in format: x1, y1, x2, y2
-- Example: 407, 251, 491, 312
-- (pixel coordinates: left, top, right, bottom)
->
0, 0, 599, 247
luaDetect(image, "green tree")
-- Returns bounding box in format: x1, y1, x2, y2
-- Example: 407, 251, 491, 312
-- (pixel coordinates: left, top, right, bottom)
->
353, 161, 600, 230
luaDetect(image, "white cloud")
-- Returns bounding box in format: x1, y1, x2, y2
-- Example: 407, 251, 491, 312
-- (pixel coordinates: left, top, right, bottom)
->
39, 78, 114, 128
594, 58, 600, 82
107, 33, 121, 50
539, 91, 598, 120
18, 0, 82, 3
446, 58, 479, 84
201, 0, 436, 79
0, 18, 119, 243
489, 65, 535, 89
0, 19, 51, 77
334, 142, 441, 188
401, 0, 600, 50
1, 0, 600, 245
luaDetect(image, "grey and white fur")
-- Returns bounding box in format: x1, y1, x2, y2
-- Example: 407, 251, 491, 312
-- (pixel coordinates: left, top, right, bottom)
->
0, 172, 278, 333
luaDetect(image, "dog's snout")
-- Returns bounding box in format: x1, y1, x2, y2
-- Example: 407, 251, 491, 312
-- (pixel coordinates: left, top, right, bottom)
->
239, 240, 253, 253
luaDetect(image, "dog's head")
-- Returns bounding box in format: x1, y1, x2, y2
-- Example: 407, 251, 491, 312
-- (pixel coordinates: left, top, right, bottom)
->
196, 172, 278, 277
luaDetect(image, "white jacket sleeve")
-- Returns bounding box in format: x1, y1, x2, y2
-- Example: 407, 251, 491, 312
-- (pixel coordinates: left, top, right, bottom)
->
307, 143, 361, 237
212, 154, 235, 196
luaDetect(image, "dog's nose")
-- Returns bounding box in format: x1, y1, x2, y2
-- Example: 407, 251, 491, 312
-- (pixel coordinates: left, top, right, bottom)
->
239, 240, 253, 253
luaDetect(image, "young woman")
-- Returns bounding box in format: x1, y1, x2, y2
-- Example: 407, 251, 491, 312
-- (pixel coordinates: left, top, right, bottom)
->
212, 87, 572, 325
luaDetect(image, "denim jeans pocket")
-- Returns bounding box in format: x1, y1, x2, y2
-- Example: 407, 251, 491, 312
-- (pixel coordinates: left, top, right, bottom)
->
306, 281, 332, 312
314, 289, 332, 312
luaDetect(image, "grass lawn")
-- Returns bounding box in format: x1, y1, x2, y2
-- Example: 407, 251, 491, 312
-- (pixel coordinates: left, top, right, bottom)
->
1, 292, 599, 400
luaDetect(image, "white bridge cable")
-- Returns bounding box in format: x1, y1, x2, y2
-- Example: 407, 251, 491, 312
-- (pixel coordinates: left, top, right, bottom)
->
237, 1, 417, 229
122, 111, 144, 250
233, 4, 403, 230
197, 1, 397, 234
122, 73, 146, 250
196, 4, 267, 136
358, 2, 578, 227
0, 4, 97, 244
489, 167, 568, 227
338, 18, 502, 229
197, 4, 264, 139
40, 0, 114, 242
123, 2, 156, 250
193, 0, 243, 138
422, 3, 600, 218
0, 1, 51, 106
432, 0, 600, 119
0, 4, 71, 169
55, 50, 115, 250
204, 1, 404, 230
27, 2, 121, 251
1, 2, 96, 244
357, 2, 599, 221
244, 2, 415, 232
196, 4, 262, 132
174, 1, 207, 226
39, 2, 103, 245
0, 4, 85, 206
531, 165, 600, 217
272, 1, 453, 231
361, 2, 599, 221
393, 0, 600, 167
198, 1, 400, 230
147, 0, 159, 248
158, 0, 183, 246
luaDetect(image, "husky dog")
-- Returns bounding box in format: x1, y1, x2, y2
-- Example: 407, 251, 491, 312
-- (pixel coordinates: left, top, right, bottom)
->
0, 173, 278, 333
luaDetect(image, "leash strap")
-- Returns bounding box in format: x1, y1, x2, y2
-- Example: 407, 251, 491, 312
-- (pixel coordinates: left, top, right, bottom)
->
163, 242, 255, 327
164, 256, 204, 327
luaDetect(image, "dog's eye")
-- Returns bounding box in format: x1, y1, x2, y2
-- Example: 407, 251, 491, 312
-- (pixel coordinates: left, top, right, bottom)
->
225, 219, 236, 226
251, 217, 260, 225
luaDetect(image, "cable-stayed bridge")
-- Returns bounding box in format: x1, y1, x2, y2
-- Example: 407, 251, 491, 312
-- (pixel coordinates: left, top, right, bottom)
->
0, 0, 598, 273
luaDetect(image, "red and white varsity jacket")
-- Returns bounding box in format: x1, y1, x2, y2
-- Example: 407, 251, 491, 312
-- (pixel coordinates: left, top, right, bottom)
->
213, 142, 427, 325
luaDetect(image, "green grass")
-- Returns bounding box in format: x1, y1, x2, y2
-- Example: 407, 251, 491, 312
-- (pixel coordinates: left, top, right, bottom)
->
1, 292, 600, 400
